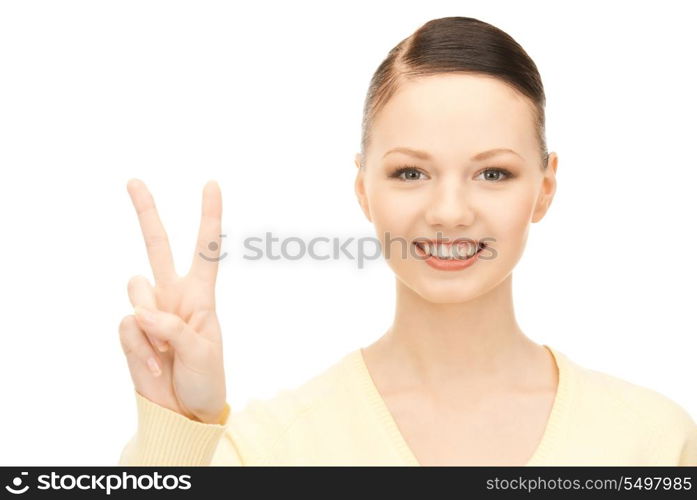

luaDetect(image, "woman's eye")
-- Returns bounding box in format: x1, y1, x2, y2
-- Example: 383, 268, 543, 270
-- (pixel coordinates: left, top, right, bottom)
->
389, 166, 425, 182
389, 166, 513, 182
476, 168, 512, 182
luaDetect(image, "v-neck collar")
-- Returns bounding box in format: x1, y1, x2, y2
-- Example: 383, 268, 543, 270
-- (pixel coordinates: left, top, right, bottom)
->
347, 343, 573, 466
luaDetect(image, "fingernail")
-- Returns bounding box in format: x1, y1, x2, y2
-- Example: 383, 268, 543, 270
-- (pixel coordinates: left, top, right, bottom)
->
134, 306, 156, 326
147, 357, 161, 377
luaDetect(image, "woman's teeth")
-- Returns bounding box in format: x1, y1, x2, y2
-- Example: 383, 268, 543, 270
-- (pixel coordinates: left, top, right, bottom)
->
417, 242, 482, 260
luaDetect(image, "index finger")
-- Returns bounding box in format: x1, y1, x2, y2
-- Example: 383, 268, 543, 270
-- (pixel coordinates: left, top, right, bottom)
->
126, 178, 178, 286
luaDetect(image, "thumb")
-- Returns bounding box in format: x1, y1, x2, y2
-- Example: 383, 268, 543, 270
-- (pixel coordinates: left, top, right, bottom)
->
128, 275, 169, 352
133, 306, 198, 353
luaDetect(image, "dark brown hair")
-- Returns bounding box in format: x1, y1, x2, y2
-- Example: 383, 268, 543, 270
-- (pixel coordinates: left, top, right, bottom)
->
359, 16, 549, 170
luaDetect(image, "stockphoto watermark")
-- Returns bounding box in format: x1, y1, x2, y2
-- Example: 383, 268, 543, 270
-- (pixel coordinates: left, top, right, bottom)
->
200, 232, 498, 269
3, 470, 191, 495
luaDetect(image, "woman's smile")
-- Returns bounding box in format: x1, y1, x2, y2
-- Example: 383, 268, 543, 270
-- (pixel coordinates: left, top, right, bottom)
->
413, 240, 485, 271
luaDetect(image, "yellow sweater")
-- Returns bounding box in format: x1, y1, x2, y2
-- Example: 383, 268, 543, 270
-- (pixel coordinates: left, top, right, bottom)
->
118, 345, 697, 466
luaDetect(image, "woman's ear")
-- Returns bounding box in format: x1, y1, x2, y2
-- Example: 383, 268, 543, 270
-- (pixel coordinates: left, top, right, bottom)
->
354, 153, 372, 222
532, 152, 558, 223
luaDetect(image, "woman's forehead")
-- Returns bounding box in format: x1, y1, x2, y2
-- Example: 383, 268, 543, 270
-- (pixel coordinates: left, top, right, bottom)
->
370, 73, 538, 160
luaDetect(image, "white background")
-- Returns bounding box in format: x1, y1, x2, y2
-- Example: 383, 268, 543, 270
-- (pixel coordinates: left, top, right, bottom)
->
1, 0, 695, 465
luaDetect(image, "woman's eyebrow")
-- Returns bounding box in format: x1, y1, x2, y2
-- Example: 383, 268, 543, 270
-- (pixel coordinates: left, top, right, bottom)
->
471, 148, 523, 161
382, 147, 522, 161
382, 147, 431, 160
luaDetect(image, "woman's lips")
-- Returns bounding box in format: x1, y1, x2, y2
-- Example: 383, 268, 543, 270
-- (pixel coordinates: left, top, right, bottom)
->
413, 242, 484, 271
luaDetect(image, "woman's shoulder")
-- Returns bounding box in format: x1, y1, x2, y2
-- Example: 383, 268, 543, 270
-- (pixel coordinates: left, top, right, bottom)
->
236, 350, 353, 410
553, 346, 697, 461
561, 349, 694, 426
223, 349, 361, 458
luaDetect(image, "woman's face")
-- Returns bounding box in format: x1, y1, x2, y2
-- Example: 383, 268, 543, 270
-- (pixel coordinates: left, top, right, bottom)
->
355, 73, 558, 303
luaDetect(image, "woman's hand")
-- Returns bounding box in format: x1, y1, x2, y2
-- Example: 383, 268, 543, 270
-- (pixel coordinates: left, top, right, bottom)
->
118, 179, 227, 425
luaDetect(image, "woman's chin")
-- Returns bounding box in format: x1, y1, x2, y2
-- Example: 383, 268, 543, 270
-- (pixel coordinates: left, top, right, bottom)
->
400, 276, 487, 304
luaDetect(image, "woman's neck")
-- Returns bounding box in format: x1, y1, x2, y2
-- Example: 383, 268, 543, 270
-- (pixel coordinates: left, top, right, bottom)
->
367, 273, 543, 392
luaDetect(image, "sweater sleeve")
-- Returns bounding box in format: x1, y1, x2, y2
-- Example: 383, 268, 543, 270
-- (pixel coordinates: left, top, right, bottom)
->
118, 390, 243, 466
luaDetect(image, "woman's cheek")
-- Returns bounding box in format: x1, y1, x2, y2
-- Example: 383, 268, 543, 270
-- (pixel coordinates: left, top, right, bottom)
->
486, 192, 537, 263
372, 195, 417, 247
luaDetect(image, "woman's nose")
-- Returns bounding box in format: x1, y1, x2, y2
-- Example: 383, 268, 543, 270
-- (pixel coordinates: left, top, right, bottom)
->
423, 183, 475, 229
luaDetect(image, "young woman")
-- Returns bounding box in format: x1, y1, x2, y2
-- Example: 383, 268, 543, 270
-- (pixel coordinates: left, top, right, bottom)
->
118, 16, 697, 466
